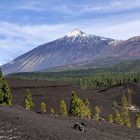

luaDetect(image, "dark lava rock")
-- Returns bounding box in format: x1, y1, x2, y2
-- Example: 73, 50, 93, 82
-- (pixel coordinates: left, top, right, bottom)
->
73, 122, 86, 132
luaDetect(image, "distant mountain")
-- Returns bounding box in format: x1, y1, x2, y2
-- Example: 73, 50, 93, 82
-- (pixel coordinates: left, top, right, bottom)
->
2, 29, 115, 75
41, 37, 140, 71
97, 36, 140, 60
2, 29, 140, 75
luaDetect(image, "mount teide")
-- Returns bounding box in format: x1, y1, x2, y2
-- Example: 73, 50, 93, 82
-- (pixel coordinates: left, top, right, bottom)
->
2, 29, 140, 75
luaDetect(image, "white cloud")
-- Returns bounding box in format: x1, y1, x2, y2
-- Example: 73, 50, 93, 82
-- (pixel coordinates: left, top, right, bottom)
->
1, 0, 140, 21
77, 0, 140, 13
8, 0, 75, 15
16, 0, 140, 14
0, 17, 140, 65
83, 19, 140, 40
0, 22, 66, 41
101, 20, 140, 39
0, 21, 74, 65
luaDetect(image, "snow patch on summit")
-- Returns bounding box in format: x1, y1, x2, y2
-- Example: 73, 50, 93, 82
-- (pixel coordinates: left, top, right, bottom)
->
2, 28, 116, 75
66, 28, 87, 37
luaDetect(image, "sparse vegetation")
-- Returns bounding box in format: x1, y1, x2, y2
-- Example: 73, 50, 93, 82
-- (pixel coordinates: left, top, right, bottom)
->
69, 91, 91, 118
94, 106, 101, 121
4, 71, 140, 129
60, 100, 68, 116
114, 109, 124, 126
121, 95, 131, 128
40, 102, 46, 113
50, 108, 55, 115
108, 114, 113, 123
24, 89, 34, 110
136, 114, 140, 128
19, 87, 139, 128
69, 91, 77, 116
111, 89, 134, 128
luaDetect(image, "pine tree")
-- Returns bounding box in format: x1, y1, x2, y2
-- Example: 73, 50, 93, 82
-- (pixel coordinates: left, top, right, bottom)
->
24, 89, 34, 110
94, 106, 101, 121
121, 95, 129, 108
125, 118, 131, 128
94, 113, 100, 121
40, 102, 46, 113
69, 91, 77, 116
136, 114, 140, 128
50, 108, 55, 115
127, 88, 133, 107
121, 95, 131, 128
95, 106, 101, 114
0, 76, 12, 106
84, 98, 90, 107
74, 98, 91, 118
114, 109, 124, 125
108, 114, 114, 123
60, 100, 67, 116
24, 98, 30, 110
69, 91, 91, 118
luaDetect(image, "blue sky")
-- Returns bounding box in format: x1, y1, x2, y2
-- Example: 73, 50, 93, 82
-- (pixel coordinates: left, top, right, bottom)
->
0, 0, 140, 65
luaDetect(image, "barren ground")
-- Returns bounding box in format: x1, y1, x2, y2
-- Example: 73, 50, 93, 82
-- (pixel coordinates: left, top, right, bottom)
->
0, 78, 139, 140
1, 105, 140, 140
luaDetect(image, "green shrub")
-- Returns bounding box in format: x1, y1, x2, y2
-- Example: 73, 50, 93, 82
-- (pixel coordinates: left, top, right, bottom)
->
24, 89, 34, 110
94, 113, 100, 121
124, 118, 131, 128
136, 114, 140, 128
69, 91, 77, 116
94, 106, 101, 121
108, 114, 113, 123
50, 108, 55, 115
114, 109, 124, 125
40, 102, 46, 113
74, 98, 91, 118
95, 106, 101, 114
69, 91, 91, 118
60, 100, 67, 116
121, 95, 131, 128
121, 95, 129, 109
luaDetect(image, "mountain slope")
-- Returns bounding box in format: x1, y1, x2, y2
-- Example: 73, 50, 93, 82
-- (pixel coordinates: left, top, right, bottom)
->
2, 29, 140, 75
97, 36, 140, 60
44, 36, 140, 71
2, 29, 114, 75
